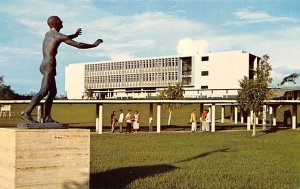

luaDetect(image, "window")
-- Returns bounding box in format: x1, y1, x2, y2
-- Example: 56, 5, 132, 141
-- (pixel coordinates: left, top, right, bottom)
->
201, 71, 209, 76
201, 86, 208, 89
202, 56, 209, 61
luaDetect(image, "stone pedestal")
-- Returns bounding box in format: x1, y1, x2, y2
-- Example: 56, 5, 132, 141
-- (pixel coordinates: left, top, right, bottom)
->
0, 128, 90, 189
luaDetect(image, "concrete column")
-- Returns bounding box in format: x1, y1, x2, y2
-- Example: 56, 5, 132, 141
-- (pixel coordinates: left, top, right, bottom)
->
273, 107, 277, 126
211, 104, 216, 132
149, 103, 153, 132
250, 110, 254, 124
221, 105, 225, 123
230, 106, 234, 122
37, 104, 43, 123
269, 106, 273, 127
240, 108, 244, 124
262, 105, 267, 130
247, 116, 251, 130
96, 104, 103, 134
234, 106, 238, 124
255, 117, 259, 125
157, 104, 161, 133
292, 104, 297, 129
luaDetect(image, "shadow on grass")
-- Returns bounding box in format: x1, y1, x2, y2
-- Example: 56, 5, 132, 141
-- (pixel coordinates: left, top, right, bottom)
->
176, 148, 231, 163
90, 164, 177, 189
256, 126, 290, 137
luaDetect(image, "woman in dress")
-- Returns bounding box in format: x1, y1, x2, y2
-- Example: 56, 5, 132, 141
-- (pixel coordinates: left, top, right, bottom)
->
133, 110, 140, 133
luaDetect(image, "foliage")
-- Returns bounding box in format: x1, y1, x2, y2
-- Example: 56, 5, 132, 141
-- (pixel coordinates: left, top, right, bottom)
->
0, 75, 33, 100
159, 83, 184, 110
0, 75, 15, 100
279, 73, 300, 86
237, 55, 273, 136
158, 83, 184, 125
82, 87, 94, 99
238, 55, 273, 116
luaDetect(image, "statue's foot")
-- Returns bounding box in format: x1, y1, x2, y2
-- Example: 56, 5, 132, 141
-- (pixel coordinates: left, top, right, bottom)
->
21, 113, 38, 123
43, 116, 59, 123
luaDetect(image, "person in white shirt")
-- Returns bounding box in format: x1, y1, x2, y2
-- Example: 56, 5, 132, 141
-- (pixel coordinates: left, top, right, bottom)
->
125, 109, 133, 133
118, 109, 124, 133
205, 109, 211, 132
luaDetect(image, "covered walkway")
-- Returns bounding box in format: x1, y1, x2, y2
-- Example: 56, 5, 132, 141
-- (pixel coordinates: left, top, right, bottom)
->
0, 99, 299, 134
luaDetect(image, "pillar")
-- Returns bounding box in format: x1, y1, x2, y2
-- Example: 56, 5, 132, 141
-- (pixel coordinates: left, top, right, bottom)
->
211, 104, 216, 132
221, 105, 225, 123
262, 105, 267, 130
37, 104, 44, 123
247, 115, 251, 130
230, 106, 234, 122
292, 104, 297, 129
234, 106, 238, 124
96, 104, 103, 134
149, 103, 153, 132
273, 106, 277, 126
269, 106, 273, 127
157, 104, 161, 133
250, 110, 254, 124
240, 108, 244, 124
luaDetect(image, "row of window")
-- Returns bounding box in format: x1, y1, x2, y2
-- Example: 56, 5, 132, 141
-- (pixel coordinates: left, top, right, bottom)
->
85, 58, 180, 72
85, 72, 178, 85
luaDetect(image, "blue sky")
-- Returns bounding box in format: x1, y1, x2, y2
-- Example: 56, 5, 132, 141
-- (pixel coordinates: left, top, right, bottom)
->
1, 0, 300, 96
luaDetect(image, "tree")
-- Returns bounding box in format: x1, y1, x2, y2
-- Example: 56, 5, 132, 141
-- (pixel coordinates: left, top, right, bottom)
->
0, 75, 15, 100
279, 73, 300, 86
237, 54, 273, 136
82, 87, 94, 99
158, 83, 184, 126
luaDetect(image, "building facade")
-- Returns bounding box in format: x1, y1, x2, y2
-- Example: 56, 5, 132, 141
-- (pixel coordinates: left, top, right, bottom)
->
65, 50, 260, 99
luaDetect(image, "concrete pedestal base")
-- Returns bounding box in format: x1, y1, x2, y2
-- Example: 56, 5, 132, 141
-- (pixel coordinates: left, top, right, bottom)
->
0, 128, 90, 189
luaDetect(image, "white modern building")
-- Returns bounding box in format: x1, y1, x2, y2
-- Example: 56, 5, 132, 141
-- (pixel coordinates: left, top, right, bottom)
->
65, 50, 260, 99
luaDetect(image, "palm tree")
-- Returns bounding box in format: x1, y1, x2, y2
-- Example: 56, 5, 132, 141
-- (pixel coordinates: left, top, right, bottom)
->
279, 73, 300, 86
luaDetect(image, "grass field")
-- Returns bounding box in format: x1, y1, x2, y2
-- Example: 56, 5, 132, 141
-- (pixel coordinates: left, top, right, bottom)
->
1, 103, 300, 188
90, 130, 300, 189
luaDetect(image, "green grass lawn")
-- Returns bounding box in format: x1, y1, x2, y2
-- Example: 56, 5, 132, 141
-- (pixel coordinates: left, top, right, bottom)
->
1, 103, 299, 188
90, 130, 300, 189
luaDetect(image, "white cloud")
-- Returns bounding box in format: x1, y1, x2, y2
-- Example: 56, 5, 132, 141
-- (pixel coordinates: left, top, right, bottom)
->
176, 38, 209, 55
110, 52, 136, 61
226, 9, 298, 26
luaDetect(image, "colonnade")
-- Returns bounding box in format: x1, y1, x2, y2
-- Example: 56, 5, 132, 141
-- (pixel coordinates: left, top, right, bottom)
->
94, 102, 298, 134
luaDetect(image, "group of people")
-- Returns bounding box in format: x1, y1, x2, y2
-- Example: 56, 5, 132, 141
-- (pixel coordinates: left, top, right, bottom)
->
111, 109, 140, 133
190, 109, 211, 132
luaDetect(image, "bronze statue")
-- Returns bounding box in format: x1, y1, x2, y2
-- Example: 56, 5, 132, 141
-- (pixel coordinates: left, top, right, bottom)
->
21, 16, 103, 123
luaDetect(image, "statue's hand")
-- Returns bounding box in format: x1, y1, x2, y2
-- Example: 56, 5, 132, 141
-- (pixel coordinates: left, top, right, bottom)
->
75, 28, 82, 37
94, 39, 103, 47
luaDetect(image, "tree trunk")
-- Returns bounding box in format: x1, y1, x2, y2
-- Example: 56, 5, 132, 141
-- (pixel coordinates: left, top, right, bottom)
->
168, 109, 172, 126
252, 114, 256, 137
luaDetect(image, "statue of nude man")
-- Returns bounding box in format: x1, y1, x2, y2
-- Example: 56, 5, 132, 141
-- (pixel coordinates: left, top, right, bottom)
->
21, 16, 103, 123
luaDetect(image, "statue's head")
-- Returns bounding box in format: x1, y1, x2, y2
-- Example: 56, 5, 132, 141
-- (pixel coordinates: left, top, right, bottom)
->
47, 16, 63, 31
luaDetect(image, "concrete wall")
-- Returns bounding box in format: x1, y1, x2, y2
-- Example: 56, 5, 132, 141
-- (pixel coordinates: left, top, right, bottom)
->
65, 63, 85, 99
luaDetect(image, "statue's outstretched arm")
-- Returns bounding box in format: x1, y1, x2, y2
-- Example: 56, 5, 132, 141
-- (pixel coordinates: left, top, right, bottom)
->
64, 38, 103, 49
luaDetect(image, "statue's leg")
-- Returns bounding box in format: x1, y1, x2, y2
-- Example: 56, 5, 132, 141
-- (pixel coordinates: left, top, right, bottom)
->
21, 74, 51, 122
43, 77, 57, 123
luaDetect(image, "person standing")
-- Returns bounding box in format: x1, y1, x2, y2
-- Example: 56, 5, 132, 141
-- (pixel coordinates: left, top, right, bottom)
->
111, 111, 117, 133
205, 109, 211, 132
200, 110, 207, 131
190, 109, 197, 132
125, 109, 133, 133
118, 109, 124, 133
133, 110, 140, 133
